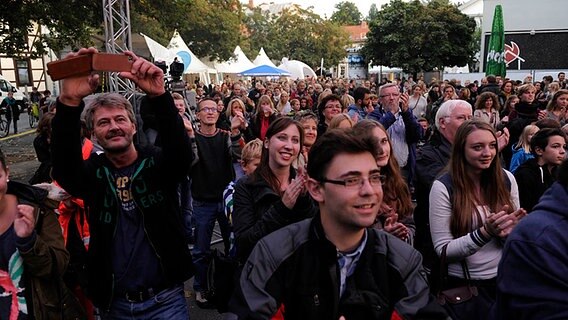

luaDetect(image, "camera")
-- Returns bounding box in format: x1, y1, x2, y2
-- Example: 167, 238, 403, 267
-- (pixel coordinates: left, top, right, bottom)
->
169, 59, 184, 80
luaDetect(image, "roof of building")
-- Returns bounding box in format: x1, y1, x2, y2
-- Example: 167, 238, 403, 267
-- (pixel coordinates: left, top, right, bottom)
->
342, 21, 370, 42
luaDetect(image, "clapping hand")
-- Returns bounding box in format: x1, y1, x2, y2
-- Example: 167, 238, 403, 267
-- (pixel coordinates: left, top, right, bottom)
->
282, 173, 306, 209
183, 117, 194, 137
485, 205, 526, 238
383, 213, 409, 241
496, 128, 510, 152
14, 205, 36, 238
400, 92, 410, 113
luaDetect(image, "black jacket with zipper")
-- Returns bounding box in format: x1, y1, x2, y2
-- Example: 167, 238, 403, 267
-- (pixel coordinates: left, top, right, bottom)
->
51, 93, 194, 310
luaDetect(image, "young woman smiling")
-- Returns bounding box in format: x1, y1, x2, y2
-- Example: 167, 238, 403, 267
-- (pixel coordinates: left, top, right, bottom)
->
232, 117, 316, 263
429, 119, 526, 319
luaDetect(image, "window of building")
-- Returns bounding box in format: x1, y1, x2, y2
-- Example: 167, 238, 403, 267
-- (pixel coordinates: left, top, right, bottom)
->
15, 59, 32, 87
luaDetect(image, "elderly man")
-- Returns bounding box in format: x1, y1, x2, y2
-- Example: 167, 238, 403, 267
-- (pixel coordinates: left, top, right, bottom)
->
368, 83, 422, 188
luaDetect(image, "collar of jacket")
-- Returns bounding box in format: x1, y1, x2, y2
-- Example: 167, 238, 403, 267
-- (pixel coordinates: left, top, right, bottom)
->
7, 180, 56, 209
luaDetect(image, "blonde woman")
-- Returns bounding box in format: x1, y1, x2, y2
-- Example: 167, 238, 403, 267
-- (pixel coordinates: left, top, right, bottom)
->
250, 95, 279, 140
509, 125, 539, 173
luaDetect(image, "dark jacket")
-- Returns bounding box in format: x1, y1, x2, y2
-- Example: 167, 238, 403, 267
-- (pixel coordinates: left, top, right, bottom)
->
414, 130, 452, 269
493, 182, 568, 319
513, 158, 556, 212
232, 169, 317, 263
7, 181, 85, 319
1, 96, 20, 120
51, 93, 194, 310
229, 215, 447, 319
480, 83, 501, 96
249, 113, 279, 140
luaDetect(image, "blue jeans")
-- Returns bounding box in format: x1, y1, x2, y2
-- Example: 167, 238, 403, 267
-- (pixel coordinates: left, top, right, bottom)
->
192, 200, 230, 292
178, 177, 194, 242
101, 285, 189, 320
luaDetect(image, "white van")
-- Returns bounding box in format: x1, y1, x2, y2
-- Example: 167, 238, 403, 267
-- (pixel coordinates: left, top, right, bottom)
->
0, 74, 28, 111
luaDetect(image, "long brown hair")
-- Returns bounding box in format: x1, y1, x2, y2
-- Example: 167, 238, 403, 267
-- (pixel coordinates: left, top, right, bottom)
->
475, 91, 500, 111
448, 119, 514, 237
252, 117, 304, 195
353, 120, 413, 219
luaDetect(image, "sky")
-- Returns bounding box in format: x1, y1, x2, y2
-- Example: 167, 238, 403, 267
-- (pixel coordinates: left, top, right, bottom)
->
242, 0, 462, 20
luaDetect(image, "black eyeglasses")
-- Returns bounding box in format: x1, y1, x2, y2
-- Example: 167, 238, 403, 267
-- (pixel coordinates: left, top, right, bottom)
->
320, 173, 386, 188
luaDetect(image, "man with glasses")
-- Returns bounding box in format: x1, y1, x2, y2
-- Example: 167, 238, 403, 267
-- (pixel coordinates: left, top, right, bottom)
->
228, 129, 446, 319
191, 98, 243, 307
369, 83, 422, 191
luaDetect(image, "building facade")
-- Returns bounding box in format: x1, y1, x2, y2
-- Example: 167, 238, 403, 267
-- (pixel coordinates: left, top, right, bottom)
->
481, 0, 568, 72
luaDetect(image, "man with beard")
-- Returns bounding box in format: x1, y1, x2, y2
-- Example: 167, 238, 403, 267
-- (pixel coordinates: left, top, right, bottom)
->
51, 48, 194, 319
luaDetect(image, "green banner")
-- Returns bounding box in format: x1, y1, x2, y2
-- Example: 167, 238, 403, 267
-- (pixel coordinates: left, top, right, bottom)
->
486, 5, 506, 77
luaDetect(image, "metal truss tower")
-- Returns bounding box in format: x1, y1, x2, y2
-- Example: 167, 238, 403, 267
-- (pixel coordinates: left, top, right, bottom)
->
103, 0, 135, 97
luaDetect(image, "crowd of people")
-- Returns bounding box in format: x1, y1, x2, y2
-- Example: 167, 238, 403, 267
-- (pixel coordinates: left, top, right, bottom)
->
1, 46, 568, 319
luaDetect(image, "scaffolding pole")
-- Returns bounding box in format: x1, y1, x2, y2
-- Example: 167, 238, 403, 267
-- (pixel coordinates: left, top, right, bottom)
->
103, 0, 135, 97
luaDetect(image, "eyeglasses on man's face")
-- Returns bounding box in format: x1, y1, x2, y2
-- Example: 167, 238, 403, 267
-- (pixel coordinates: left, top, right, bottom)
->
379, 93, 400, 99
320, 173, 386, 188
199, 107, 218, 114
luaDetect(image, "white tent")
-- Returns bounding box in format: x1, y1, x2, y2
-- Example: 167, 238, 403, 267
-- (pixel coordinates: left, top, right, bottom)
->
167, 30, 212, 74
253, 47, 277, 68
141, 33, 171, 63
215, 46, 256, 74
141, 31, 217, 84
278, 58, 317, 79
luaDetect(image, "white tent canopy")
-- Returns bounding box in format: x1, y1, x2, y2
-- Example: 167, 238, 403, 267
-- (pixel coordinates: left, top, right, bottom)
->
167, 30, 212, 74
278, 58, 317, 79
141, 33, 171, 63
215, 46, 256, 74
253, 47, 277, 68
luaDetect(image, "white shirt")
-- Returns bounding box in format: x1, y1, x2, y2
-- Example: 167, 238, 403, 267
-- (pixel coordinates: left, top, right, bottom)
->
429, 170, 520, 279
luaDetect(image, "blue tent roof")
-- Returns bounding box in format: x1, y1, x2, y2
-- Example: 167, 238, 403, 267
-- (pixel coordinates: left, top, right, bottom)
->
239, 64, 291, 76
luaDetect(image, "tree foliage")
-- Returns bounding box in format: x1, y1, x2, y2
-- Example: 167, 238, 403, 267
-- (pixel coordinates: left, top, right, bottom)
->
0, 0, 347, 68
330, 1, 362, 25
362, 0, 477, 73
131, 0, 242, 61
242, 7, 350, 68
178, 0, 243, 61
367, 4, 380, 22
0, 0, 102, 58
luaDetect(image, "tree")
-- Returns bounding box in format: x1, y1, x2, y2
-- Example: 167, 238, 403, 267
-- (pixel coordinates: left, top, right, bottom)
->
367, 4, 380, 22
0, 0, 102, 58
134, 0, 243, 62
241, 7, 350, 68
179, 0, 243, 61
362, 0, 476, 74
330, 1, 362, 26
130, 0, 189, 46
